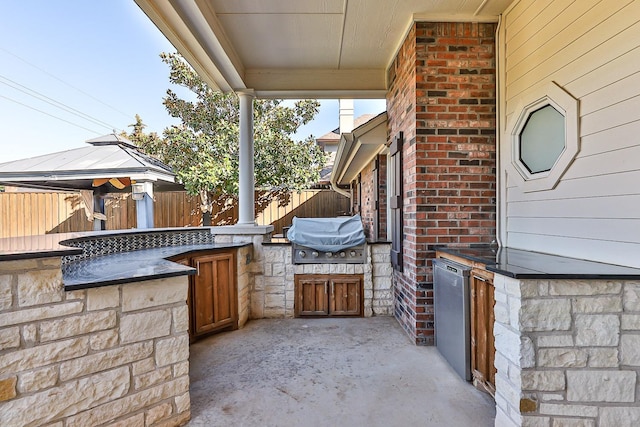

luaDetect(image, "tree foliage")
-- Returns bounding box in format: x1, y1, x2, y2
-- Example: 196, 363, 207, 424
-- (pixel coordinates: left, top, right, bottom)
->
129, 52, 325, 215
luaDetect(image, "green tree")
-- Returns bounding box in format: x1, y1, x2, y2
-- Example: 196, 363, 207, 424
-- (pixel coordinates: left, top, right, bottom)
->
131, 52, 325, 221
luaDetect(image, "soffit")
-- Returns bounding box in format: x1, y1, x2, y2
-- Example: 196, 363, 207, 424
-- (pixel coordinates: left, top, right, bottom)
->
136, 0, 514, 97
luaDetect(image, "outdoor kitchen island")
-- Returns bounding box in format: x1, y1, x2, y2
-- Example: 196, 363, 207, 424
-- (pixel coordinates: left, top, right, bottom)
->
0, 227, 252, 427
435, 246, 640, 427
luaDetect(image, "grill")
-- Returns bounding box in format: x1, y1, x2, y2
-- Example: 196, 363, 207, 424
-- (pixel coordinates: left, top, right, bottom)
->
287, 216, 366, 264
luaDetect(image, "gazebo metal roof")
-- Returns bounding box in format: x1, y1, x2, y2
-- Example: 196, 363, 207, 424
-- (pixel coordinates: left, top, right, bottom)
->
0, 134, 181, 192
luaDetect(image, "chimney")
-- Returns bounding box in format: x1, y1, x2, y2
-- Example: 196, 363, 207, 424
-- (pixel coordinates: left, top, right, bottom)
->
339, 99, 354, 133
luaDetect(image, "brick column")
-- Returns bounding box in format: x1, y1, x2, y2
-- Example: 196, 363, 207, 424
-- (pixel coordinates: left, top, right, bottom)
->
387, 22, 497, 344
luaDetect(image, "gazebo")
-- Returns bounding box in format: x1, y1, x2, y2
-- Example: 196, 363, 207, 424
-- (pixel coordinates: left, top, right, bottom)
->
0, 133, 181, 229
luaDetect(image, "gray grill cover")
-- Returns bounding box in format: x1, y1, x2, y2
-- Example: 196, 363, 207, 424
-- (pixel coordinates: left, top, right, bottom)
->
286, 215, 366, 252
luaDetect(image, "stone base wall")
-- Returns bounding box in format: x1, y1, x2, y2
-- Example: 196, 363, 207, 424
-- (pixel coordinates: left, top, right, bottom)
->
0, 258, 190, 427
254, 243, 393, 318
493, 274, 640, 427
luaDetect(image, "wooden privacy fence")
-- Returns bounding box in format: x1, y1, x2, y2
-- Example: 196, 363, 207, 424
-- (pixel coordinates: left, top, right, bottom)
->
0, 190, 350, 238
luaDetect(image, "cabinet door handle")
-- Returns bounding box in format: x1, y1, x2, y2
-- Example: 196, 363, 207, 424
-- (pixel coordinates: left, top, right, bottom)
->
196, 261, 200, 276
324, 282, 328, 295
473, 275, 487, 282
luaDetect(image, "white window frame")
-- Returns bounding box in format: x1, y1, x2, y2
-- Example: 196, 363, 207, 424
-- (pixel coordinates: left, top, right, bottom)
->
508, 81, 579, 192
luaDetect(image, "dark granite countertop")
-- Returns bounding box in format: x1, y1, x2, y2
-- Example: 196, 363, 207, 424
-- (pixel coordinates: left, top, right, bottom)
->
435, 245, 640, 279
63, 242, 249, 290
0, 234, 83, 261
0, 230, 250, 290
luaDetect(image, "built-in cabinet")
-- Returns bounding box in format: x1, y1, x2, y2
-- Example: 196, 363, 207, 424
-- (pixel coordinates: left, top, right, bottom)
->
174, 250, 237, 342
470, 268, 496, 395
294, 274, 363, 317
435, 252, 496, 396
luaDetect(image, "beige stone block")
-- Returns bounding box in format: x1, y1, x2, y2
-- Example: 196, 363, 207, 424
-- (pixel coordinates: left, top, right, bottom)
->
0, 301, 83, 327
520, 299, 571, 331
40, 310, 116, 342
539, 403, 598, 418
600, 407, 640, 427
175, 391, 190, 414
552, 418, 595, 427
575, 314, 619, 346
0, 326, 20, 349
621, 314, 640, 330
155, 335, 189, 367
573, 296, 622, 313
0, 376, 17, 401
521, 371, 565, 391
537, 335, 573, 348
41, 422, 64, 427
0, 337, 88, 375
0, 274, 12, 309
2, 366, 129, 426
135, 366, 172, 390
17, 269, 63, 307
521, 416, 551, 427
120, 309, 171, 344
621, 334, 640, 365
173, 361, 189, 378
122, 278, 187, 312
64, 289, 86, 301
550, 280, 622, 296
588, 348, 619, 368
154, 411, 191, 427
538, 348, 587, 368
23, 323, 37, 344
39, 258, 62, 268
264, 248, 284, 263
250, 290, 264, 318
172, 305, 189, 333
132, 357, 156, 376
0, 259, 38, 271
90, 329, 119, 351
87, 286, 119, 310
265, 293, 285, 308
542, 393, 565, 401
623, 283, 640, 311
108, 413, 145, 427
59, 341, 152, 381
271, 263, 285, 277
146, 402, 173, 425
66, 376, 189, 427
18, 365, 57, 393
567, 370, 635, 403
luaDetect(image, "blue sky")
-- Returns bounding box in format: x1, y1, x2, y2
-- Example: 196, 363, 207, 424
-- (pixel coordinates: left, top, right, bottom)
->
0, 1, 386, 164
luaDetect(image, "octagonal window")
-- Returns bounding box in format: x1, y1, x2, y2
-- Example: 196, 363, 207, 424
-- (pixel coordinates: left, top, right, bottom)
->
519, 105, 565, 174
508, 82, 579, 192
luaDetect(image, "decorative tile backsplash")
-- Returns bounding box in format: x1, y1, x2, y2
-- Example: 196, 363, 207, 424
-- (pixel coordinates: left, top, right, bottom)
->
61, 229, 214, 263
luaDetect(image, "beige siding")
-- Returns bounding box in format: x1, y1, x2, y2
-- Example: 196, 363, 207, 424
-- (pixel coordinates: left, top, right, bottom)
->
500, 0, 640, 267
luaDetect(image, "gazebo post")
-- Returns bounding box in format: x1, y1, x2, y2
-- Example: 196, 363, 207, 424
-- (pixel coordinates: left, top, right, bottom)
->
134, 181, 154, 229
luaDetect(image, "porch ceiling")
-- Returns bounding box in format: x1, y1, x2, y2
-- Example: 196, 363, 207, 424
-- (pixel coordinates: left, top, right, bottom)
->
134, 0, 513, 98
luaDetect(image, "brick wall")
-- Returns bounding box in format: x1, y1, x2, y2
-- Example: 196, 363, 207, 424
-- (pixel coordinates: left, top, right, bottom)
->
378, 154, 388, 241
386, 22, 497, 344
0, 258, 191, 426
359, 155, 389, 242
360, 161, 375, 240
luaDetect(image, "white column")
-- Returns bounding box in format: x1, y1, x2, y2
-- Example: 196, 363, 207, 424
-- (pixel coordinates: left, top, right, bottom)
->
134, 181, 154, 229
238, 90, 256, 225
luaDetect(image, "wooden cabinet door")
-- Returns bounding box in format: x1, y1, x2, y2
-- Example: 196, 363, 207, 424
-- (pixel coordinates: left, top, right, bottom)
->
295, 276, 329, 316
330, 276, 362, 316
192, 252, 237, 336
470, 272, 496, 395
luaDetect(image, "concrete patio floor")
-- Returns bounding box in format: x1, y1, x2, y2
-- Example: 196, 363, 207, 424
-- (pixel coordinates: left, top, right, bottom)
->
187, 317, 496, 427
